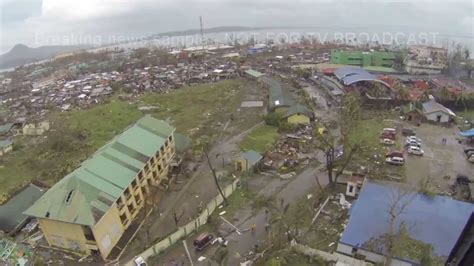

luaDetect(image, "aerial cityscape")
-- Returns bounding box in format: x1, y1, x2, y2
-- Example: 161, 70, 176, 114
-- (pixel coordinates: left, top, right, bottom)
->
0, 0, 473, 265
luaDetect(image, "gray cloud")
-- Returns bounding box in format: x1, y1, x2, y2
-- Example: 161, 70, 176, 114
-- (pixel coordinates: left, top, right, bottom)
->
0, 0, 472, 54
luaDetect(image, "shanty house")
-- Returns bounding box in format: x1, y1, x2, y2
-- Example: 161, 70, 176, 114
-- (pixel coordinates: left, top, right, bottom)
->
0, 139, 13, 156
422, 99, 456, 123
283, 104, 312, 125
401, 102, 422, 123
234, 150, 262, 172
23, 115, 176, 260
22, 121, 50, 136
345, 175, 365, 198
244, 69, 265, 80
0, 123, 14, 136
337, 181, 473, 265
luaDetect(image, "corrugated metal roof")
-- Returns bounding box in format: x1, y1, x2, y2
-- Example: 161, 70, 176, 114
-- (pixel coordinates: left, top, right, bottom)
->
0, 139, 12, 148
422, 100, 456, 116
0, 123, 14, 134
262, 77, 294, 110
340, 182, 473, 262
283, 104, 312, 118
242, 150, 263, 165
0, 184, 45, 232
245, 69, 265, 78
334, 67, 367, 80
23, 116, 175, 226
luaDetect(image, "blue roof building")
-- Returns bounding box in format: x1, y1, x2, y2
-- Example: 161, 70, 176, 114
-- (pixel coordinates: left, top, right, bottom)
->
337, 181, 474, 265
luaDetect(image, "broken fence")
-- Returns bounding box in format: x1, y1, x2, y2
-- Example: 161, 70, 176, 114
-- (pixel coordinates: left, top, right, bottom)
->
125, 179, 240, 265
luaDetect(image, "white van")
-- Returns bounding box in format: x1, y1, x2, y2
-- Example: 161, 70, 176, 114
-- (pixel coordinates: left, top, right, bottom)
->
385, 156, 405, 165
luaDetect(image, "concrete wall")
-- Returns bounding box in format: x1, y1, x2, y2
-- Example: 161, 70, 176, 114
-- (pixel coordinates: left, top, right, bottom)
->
38, 218, 88, 254
93, 204, 125, 259
126, 179, 240, 266
337, 243, 414, 266
287, 114, 310, 125
234, 158, 249, 172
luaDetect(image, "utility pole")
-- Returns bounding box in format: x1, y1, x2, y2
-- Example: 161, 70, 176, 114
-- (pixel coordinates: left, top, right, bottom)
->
204, 150, 228, 205
199, 16, 205, 51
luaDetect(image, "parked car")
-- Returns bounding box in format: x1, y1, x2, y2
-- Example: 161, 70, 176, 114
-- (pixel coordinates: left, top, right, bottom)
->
134, 256, 147, 266
385, 156, 405, 165
402, 128, 416, 136
380, 138, 396, 145
405, 140, 421, 148
464, 147, 474, 155
469, 154, 474, 163
386, 150, 404, 159
383, 128, 397, 134
380, 132, 396, 140
406, 136, 422, 143
467, 150, 474, 159
407, 146, 424, 156
456, 175, 471, 185
193, 233, 214, 251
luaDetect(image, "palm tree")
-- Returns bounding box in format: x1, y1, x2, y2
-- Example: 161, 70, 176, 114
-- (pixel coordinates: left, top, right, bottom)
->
396, 84, 411, 101
419, 90, 431, 103
439, 86, 452, 101
455, 91, 471, 112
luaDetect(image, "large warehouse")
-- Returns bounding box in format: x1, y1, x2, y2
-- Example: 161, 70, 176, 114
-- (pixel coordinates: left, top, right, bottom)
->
333, 67, 393, 99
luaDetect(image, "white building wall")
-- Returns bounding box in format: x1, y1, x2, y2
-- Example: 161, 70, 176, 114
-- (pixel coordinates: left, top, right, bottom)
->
425, 111, 450, 123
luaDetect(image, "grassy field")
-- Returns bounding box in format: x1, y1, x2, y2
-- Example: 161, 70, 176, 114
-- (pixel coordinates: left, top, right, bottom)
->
0, 101, 143, 200
346, 110, 405, 177
0, 79, 261, 199
142, 79, 243, 134
458, 109, 474, 121
239, 125, 279, 153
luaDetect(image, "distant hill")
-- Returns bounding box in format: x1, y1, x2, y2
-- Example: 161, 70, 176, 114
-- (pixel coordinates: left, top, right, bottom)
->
0, 44, 91, 70
149, 26, 272, 39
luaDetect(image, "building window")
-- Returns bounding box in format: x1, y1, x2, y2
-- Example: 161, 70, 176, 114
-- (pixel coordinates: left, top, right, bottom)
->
131, 179, 137, 188
160, 146, 165, 153
116, 198, 123, 208
169, 135, 173, 142
120, 213, 128, 224
138, 171, 144, 181
83, 226, 95, 241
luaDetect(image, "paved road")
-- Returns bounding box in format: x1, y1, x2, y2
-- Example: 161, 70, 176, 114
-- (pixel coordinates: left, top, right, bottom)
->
223, 166, 329, 265
153, 81, 340, 265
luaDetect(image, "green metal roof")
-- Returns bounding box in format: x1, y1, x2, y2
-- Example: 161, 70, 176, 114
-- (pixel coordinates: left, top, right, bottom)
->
283, 104, 312, 118
245, 69, 265, 78
262, 77, 294, 110
242, 150, 263, 165
23, 115, 175, 226
0, 184, 45, 233
0, 139, 12, 148
0, 123, 13, 134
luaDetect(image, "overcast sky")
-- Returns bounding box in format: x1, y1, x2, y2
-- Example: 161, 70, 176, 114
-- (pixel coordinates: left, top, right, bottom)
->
0, 0, 473, 54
